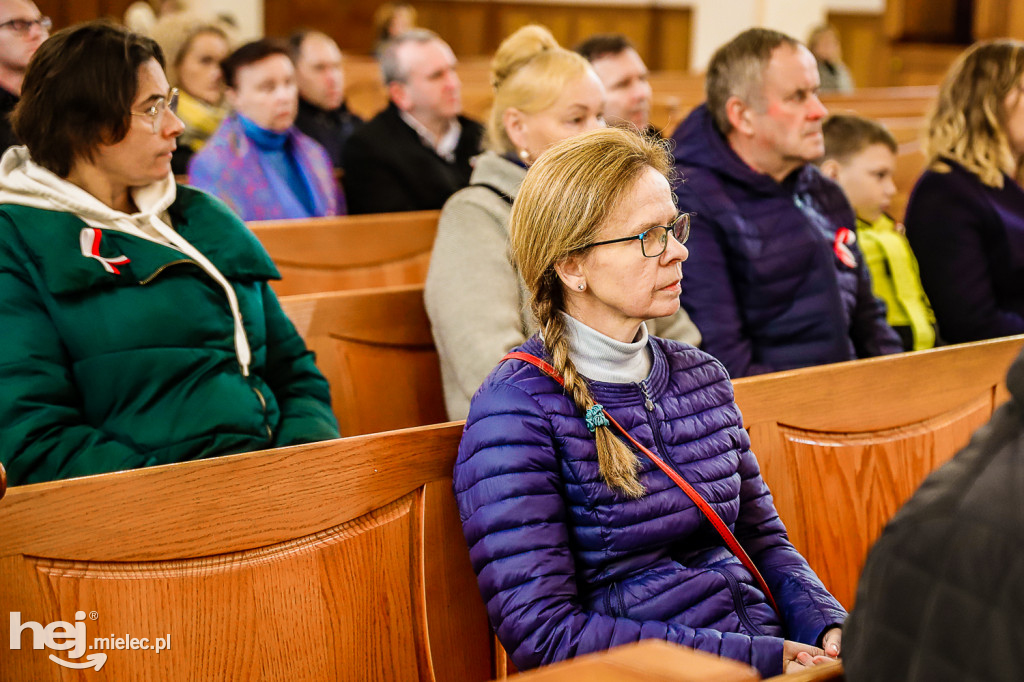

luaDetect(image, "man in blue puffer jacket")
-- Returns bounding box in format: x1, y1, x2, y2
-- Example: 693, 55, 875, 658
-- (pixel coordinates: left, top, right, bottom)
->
671, 28, 901, 378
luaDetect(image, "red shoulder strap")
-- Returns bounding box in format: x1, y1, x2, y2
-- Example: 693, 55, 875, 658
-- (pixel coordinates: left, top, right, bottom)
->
501, 351, 782, 619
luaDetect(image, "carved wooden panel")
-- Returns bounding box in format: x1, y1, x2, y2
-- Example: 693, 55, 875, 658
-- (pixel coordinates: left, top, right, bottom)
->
0, 423, 489, 681
752, 393, 991, 609
279, 285, 448, 436
249, 210, 439, 296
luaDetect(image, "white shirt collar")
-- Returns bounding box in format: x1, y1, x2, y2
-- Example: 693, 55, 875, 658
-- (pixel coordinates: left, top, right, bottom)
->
398, 110, 461, 163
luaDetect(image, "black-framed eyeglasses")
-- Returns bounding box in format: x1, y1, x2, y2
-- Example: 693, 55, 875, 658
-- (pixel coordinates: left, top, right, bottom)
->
0, 16, 51, 34
130, 88, 179, 134
588, 213, 690, 258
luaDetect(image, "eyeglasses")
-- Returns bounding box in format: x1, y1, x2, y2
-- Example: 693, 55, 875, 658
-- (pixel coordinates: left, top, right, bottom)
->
130, 88, 179, 134
588, 213, 690, 258
0, 16, 51, 34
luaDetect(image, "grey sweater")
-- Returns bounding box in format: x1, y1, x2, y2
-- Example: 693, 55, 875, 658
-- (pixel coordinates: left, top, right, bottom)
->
425, 150, 701, 419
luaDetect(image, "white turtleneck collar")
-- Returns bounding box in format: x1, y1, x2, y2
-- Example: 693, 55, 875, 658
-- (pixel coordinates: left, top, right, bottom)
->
560, 312, 652, 384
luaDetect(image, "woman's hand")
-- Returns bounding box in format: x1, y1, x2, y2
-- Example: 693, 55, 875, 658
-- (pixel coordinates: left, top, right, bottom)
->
783, 640, 834, 673
821, 627, 842, 658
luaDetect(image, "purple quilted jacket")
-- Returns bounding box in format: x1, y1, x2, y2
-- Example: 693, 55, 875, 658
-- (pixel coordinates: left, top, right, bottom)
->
454, 335, 846, 677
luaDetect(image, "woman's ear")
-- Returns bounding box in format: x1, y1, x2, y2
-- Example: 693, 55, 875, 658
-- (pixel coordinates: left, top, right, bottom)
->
503, 107, 528, 152
553, 251, 587, 292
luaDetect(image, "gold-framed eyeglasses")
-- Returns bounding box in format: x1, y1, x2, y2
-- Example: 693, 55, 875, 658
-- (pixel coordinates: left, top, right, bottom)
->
588, 212, 691, 258
0, 16, 51, 34
130, 88, 179, 134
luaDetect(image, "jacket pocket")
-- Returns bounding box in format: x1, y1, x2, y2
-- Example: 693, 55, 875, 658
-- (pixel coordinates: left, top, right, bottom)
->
707, 566, 765, 636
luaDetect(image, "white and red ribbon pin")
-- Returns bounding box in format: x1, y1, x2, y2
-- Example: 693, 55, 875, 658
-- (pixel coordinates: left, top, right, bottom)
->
80, 228, 130, 275
833, 227, 857, 268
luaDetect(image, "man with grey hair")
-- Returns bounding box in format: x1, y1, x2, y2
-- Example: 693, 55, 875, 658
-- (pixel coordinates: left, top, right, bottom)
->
670, 27, 900, 378
342, 29, 484, 214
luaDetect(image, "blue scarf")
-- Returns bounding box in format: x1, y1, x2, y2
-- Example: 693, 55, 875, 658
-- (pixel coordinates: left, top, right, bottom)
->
238, 114, 317, 217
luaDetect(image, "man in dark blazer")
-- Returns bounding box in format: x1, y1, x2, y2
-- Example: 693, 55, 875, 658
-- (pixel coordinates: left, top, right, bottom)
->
342, 29, 484, 214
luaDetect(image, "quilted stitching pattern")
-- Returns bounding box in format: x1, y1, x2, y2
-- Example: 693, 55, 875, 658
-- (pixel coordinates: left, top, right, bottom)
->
454, 335, 846, 676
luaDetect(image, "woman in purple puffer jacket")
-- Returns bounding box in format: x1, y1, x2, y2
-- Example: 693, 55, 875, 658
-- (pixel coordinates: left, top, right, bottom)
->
453, 128, 845, 677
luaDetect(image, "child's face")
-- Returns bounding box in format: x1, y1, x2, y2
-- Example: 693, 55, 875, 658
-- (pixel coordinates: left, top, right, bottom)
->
833, 143, 897, 222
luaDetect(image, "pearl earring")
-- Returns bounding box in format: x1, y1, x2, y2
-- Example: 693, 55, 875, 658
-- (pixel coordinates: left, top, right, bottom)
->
518, 148, 531, 163
578, 283, 585, 291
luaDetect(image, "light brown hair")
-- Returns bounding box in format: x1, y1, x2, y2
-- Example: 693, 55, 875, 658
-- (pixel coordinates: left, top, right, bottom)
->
821, 114, 897, 164
926, 39, 1024, 188
508, 127, 673, 497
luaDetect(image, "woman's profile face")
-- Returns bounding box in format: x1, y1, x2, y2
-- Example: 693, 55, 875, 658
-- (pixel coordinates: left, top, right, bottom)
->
509, 69, 606, 163
89, 58, 183, 189
1003, 76, 1024, 160
226, 53, 298, 133
177, 31, 229, 106
565, 167, 687, 340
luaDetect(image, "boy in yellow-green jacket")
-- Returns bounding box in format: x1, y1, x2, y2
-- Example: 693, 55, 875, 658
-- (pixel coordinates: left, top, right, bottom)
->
818, 114, 937, 351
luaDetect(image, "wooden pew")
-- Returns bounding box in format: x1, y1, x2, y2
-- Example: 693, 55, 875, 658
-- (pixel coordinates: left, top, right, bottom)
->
504, 640, 843, 681
279, 284, 447, 436
732, 334, 1024, 610
249, 209, 440, 296
0, 423, 490, 682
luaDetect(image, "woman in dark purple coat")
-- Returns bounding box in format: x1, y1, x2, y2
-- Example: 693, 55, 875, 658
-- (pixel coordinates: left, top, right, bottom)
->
452, 128, 845, 677
905, 40, 1024, 342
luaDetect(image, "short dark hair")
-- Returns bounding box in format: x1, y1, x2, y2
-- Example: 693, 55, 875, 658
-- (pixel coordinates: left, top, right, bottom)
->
705, 27, 800, 136
821, 114, 897, 163
221, 38, 291, 90
574, 34, 634, 62
12, 20, 164, 178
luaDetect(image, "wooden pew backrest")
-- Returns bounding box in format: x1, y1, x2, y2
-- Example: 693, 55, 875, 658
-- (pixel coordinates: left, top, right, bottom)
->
732, 335, 1024, 609
249, 210, 440, 296
0, 423, 490, 682
280, 284, 447, 436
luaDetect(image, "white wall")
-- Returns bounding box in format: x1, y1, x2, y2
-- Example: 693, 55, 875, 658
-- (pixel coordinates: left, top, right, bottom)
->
672, 0, 884, 71
188, 0, 263, 40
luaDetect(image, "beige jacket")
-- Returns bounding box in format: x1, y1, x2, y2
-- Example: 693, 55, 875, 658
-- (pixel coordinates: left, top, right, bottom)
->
425, 151, 701, 419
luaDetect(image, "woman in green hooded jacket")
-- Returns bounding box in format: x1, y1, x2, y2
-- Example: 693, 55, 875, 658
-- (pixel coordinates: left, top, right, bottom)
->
0, 21, 339, 486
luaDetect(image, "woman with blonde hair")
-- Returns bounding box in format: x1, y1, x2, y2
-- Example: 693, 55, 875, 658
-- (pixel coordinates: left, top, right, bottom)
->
150, 12, 233, 173
904, 39, 1024, 342
453, 127, 844, 677
425, 24, 698, 420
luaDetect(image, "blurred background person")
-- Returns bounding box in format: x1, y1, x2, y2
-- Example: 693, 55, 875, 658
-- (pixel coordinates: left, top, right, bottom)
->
904, 40, 1024, 343
818, 113, 937, 352
0, 21, 338, 486
671, 28, 900, 378
189, 38, 344, 220
372, 1, 417, 56
425, 25, 698, 420
290, 29, 362, 172
807, 24, 853, 94
343, 29, 483, 214
0, 0, 48, 152
575, 33, 655, 136
150, 11, 233, 174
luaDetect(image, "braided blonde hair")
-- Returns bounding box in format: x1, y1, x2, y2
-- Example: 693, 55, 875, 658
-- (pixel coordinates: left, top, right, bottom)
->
927, 39, 1024, 188
488, 25, 592, 154
509, 127, 673, 497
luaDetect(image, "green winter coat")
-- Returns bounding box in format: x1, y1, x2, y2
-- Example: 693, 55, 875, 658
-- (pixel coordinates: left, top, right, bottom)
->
0, 185, 339, 486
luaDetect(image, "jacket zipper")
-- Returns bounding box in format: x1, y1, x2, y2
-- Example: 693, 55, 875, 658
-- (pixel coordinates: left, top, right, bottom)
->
708, 566, 765, 636
637, 380, 686, 482
603, 583, 624, 617
138, 259, 192, 286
